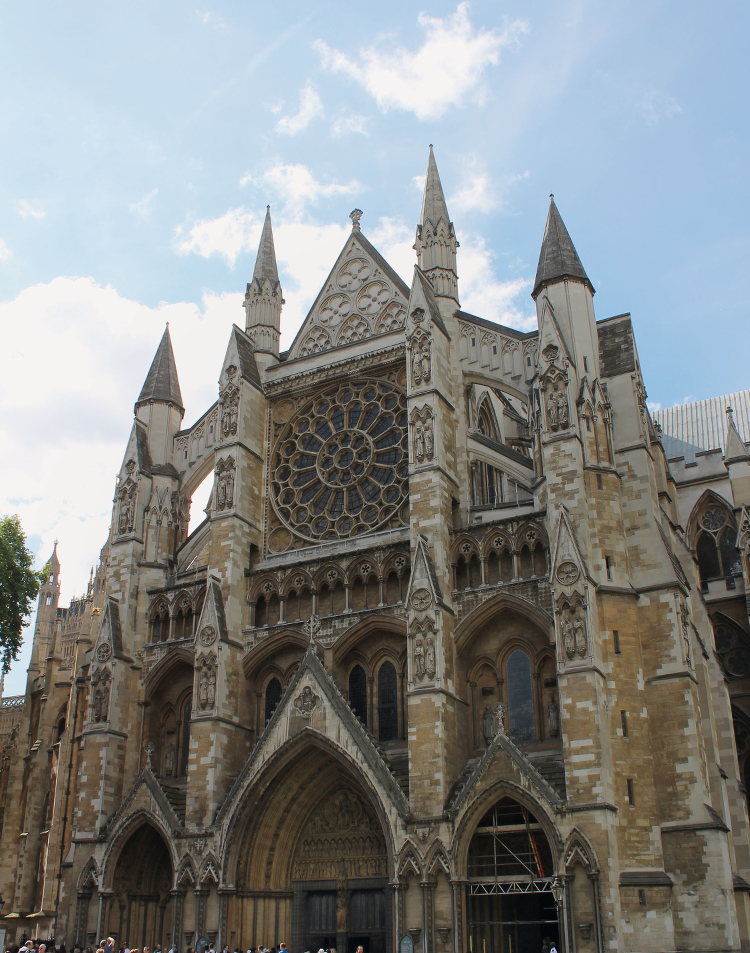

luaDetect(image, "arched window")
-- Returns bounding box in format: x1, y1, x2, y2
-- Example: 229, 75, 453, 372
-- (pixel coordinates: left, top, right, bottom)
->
469, 554, 481, 588
719, 527, 741, 576
46, 594, 52, 606
349, 665, 368, 725
151, 603, 170, 642
267, 593, 280, 626
255, 596, 267, 627
696, 533, 721, 587
487, 551, 500, 585
506, 649, 535, 745
286, 589, 300, 621
174, 606, 193, 640
265, 677, 283, 724
377, 662, 399, 742
386, 571, 400, 604
456, 556, 469, 591
180, 699, 192, 776
519, 546, 533, 579
533, 543, 546, 576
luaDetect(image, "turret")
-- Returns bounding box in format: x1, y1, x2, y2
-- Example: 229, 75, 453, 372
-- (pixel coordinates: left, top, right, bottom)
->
134, 324, 184, 466
532, 195, 599, 380
724, 406, 750, 504
244, 206, 283, 366
29, 541, 60, 680
415, 145, 459, 304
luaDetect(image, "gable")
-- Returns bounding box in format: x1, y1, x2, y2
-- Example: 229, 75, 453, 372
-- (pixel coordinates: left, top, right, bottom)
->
288, 230, 410, 360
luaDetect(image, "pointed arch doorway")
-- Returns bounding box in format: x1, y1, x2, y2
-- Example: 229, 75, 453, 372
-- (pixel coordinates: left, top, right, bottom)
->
230, 743, 393, 953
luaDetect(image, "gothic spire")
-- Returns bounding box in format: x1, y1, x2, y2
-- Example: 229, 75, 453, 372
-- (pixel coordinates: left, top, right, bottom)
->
253, 206, 280, 285
533, 195, 593, 299
136, 324, 184, 409
415, 145, 459, 302
245, 206, 283, 357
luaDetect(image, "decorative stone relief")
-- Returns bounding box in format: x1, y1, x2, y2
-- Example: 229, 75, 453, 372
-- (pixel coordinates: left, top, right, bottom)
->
199, 625, 216, 647
220, 384, 239, 439
556, 561, 579, 586
293, 685, 321, 719
411, 405, 435, 463
118, 479, 137, 535
679, 600, 693, 670
411, 588, 432, 611
96, 642, 112, 662
214, 457, 235, 511
559, 602, 588, 660
482, 702, 507, 745
544, 377, 570, 432
633, 373, 649, 438
91, 668, 111, 724
409, 329, 432, 388
197, 656, 217, 711
546, 696, 560, 738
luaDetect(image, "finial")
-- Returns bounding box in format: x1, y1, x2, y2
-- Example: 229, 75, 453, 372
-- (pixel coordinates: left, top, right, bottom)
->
349, 208, 363, 231
429, 143, 433, 149
145, 743, 155, 770
549, 194, 554, 202
727, 406, 734, 420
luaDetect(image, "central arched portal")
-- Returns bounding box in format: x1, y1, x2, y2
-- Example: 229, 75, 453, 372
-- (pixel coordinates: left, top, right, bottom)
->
466, 797, 560, 953
231, 744, 393, 953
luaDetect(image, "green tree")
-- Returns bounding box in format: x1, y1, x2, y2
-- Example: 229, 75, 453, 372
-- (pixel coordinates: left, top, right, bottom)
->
0, 515, 49, 674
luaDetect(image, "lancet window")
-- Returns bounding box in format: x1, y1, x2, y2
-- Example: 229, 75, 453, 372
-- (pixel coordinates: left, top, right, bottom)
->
694, 501, 741, 588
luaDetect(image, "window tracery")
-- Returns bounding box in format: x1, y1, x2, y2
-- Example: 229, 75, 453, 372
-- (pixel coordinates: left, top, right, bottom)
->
269, 380, 408, 551
693, 499, 741, 587
714, 620, 750, 678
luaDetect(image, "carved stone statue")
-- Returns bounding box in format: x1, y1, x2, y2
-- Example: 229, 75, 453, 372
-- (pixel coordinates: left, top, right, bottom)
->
224, 470, 234, 508
412, 339, 432, 387
336, 890, 349, 932
93, 689, 102, 723
165, 742, 175, 777
100, 681, 110, 721
425, 638, 436, 678
546, 392, 558, 429
198, 661, 216, 711
221, 390, 239, 438
119, 492, 134, 534
414, 422, 425, 462
414, 639, 425, 677
206, 665, 216, 709
547, 696, 560, 738
574, 610, 587, 657
482, 705, 496, 745
424, 419, 435, 460
562, 616, 576, 659
557, 393, 569, 428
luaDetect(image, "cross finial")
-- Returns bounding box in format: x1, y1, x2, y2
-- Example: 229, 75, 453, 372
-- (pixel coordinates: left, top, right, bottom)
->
349, 208, 363, 231
303, 614, 322, 645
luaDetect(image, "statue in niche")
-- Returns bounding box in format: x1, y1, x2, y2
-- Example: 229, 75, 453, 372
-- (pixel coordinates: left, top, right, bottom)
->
574, 609, 587, 657
198, 660, 216, 711
100, 680, 110, 721
222, 390, 239, 438
412, 338, 431, 387
224, 469, 234, 507
414, 422, 425, 462
424, 419, 435, 460
119, 492, 134, 534
92, 689, 102, 723
425, 638, 436, 678
336, 890, 349, 932
557, 393, 569, 428
546, 392, 558, 429
414, 639, 425, 677
482, 705, 496, 745
562, 615, 576, 659
547, 696, 560, 738
165, 742, 175, 777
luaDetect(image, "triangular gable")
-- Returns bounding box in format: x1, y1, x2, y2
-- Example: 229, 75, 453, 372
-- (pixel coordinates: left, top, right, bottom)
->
550, 507, 589, 587
93, 596, 128, 662
288, 229, 410, 360
405, 534, 444, 608
407, 266, 449, 339
102, 763, 183, 836
119, 420, 153, 481
195, 575, 228, 645
537, 296, 574, 373
222, 324, 262, 392
725, 409, 750, 464
215, 647, 410, 829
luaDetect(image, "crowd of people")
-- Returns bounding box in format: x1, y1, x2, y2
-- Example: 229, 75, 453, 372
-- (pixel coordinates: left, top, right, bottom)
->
4, 939, 309, 953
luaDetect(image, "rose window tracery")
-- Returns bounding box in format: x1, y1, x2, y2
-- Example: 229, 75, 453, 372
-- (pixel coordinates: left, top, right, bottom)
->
270, 380, 409, 545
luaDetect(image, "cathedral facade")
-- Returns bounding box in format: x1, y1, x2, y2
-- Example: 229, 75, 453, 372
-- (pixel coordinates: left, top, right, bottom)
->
3, 147, 750, 953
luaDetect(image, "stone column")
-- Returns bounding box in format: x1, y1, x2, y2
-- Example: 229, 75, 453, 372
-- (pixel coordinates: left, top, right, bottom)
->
195, 888, 209, 940
171, 890, 186, 951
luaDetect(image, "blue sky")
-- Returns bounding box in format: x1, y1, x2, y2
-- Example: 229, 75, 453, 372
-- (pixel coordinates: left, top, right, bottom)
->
1, 0, 748, 693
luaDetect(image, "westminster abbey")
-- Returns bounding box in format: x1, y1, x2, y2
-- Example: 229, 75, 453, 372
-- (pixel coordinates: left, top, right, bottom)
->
2, 147, 750, 953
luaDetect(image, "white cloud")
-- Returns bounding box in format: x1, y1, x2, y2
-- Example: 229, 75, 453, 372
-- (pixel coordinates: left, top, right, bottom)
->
239, 163, 360, 212
369, 217, 416, 284
458, 232, 536, 330
314, 3, 528, 120
276, 84, 324, 134
197, 10, 226, 28
129, 187, 159, 217
412, 174, 425, 193
647, 400, 662, 412
176, 207, 261, 267
641, 90, 683, 126
331, 111, 369, 137
0, 277, 239, 694
0, 239, 12, 261
18, 200, 45, 220
450, 159, 530, 213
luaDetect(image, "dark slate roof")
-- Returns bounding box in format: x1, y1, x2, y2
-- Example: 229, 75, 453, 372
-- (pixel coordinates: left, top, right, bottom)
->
533, 196, 593, 298
597, 315, 635, 378
106, 596, 128, 660
137, 326, 184, 409
232, 325, 263, 391
136, 421, 153, 476
660, 432, 704, 465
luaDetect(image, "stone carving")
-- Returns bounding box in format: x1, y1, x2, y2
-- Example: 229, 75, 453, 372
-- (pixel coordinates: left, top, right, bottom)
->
546, 696, 560, 738
303, 614, 322, 643
425, 638, 436, 678
680, 601, 692, 670
562, 615, 575, 659
293, 685, 321, 719
349, 208, 363, 230
412, 406, 436, 464
199, 625, 216, 647
544, 378, 570, 433
91, 668, 111, 724
410, 334, 432, 388
482, 702, 507, 744
556, 561, 579, 586
574, 609, 587, 657
414, 639, 425, 677
220, 385, 239, 439
118, 484, 136, 535
578, 923, 593, 941
197, 656, 217, 711
411, 587, 432, 611
215, 457, 235, 511
145, 742, 155, 768
560, 604, 588, 660
542, 344, 559, 362
96, 642, 111, 662
165, 742, 175, 777
634, 374, 649, 437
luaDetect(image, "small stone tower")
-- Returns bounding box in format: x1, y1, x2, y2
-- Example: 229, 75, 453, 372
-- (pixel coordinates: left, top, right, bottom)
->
244, 205, 283, 364
414, 145, 459, 303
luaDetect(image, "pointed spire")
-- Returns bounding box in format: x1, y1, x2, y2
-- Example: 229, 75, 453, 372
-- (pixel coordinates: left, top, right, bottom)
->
420, 144, 451, 229
48, 539, 60, 571
724, 406, 749, 463
533, 195, 593, 299
415, 145, 459, 302
245, 206, 283, 356
253, 206, 279, 284
136, 325, 184, 409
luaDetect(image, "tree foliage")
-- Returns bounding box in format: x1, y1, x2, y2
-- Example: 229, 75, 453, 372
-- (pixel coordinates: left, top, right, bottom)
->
0, 515, 49, 674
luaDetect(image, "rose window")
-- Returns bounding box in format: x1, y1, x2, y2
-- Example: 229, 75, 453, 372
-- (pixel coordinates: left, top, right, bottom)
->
271, 380, 408, 543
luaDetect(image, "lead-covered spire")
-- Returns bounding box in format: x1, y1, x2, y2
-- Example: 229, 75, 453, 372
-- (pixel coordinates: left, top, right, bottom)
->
415, 145, 459, 303
532, 195, 593, 299
245, 206, 283, 356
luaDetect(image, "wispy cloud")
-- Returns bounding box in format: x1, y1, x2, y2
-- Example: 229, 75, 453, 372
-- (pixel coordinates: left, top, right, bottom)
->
176, 207, 260, 267
450, 160, 529, 213
0, 239, 12, 261
239, 162, 360, 213
331, 111, 369, 137
276, 84, 324, 134
314, 3, 528, 120
458, 232, 536, 330
197, 10, 226, 29
18, 200, 45, 220
129, 188, 159, 218
641, 90, 682, 126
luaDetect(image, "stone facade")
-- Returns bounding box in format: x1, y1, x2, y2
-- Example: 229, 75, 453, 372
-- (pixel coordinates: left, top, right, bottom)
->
1, 149, 750, 953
